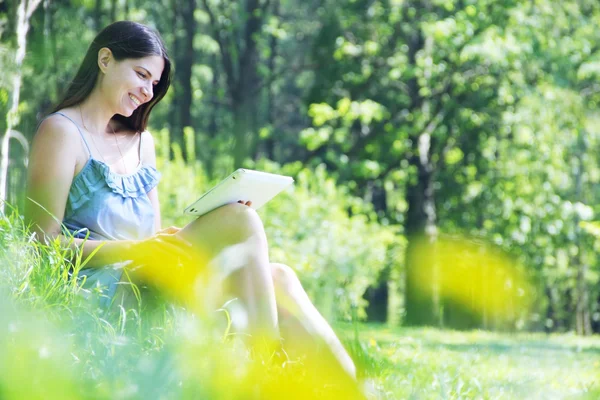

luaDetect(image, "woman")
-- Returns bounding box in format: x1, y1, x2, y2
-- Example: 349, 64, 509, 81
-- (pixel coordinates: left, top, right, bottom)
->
25, 21, 356, 381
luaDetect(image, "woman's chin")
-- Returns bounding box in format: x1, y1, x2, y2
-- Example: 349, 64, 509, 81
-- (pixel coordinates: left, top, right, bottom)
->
117, 109, 135, 118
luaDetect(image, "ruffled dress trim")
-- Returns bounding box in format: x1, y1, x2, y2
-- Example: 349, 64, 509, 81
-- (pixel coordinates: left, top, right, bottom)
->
67, 158, 161, 214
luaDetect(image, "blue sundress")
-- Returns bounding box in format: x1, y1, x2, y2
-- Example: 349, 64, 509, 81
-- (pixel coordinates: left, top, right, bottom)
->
50, 112, 161, 306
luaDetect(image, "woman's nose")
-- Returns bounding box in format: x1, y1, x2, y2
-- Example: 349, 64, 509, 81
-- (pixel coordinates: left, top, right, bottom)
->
141, 85, 153, 101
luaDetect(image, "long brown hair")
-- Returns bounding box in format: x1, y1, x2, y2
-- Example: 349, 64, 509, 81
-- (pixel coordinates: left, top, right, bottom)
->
51, 21, 172, 132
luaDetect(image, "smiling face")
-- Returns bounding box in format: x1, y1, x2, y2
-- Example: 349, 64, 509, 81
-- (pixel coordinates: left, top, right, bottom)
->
97, 48, 165, 118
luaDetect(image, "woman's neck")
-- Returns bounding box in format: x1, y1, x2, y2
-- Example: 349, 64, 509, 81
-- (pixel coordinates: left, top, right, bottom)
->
78, 89, 116, 134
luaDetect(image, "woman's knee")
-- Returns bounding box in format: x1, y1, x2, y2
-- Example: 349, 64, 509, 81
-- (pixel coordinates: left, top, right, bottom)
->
212, 203, 264, 237
206, 200, 260, 224
271, 263, 301, 295
179, 202, 266, 249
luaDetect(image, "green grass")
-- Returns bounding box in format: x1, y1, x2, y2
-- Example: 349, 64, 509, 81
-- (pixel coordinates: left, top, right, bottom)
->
2, 210, 600, 399
349, 324, 600, 399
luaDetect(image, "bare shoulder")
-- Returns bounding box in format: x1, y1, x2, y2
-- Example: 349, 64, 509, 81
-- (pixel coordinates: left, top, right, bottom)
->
31, 112, 83, 168
34, 112, 81, 151
26, 112, 83, 235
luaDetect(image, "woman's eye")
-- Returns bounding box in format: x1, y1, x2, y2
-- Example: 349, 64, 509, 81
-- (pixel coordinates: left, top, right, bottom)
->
137, 71, 147, 79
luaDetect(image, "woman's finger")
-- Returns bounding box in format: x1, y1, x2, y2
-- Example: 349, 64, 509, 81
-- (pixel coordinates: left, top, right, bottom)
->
157, 226, 181, 235
155, 233, 193, 247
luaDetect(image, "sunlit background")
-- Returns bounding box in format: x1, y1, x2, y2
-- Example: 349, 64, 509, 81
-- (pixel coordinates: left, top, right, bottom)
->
1, 0, 600, 398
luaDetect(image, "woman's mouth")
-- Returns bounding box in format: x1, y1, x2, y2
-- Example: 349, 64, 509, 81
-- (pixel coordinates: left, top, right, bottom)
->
129, 94, 141, 107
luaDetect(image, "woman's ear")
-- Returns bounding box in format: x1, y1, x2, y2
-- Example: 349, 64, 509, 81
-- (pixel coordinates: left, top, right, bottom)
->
97, 48, 113, 73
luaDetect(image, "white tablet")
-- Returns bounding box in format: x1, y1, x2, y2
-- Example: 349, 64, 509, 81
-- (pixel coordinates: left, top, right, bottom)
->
184, 168, 294, 216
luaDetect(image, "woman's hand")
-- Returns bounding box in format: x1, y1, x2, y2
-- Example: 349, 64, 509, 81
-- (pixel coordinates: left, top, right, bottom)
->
125, 232, 205, 304
157, 226, 182, 235
129, 232, 193, 267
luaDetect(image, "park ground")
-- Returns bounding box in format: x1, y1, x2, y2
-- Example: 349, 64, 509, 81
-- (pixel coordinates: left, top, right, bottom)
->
348, 324, 600, 400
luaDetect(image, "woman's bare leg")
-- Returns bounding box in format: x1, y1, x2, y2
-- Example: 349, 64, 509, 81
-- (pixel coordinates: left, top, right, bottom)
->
271, 262, 356, 378
176, 203, 279, 340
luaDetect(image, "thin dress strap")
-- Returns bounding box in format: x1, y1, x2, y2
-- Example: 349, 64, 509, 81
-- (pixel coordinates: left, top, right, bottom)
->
51, 112, 92, 157
139, 131, 145, 164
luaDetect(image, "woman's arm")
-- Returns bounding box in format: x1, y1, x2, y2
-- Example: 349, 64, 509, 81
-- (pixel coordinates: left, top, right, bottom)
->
25, 116, 135, 267
25, 117, 77, 238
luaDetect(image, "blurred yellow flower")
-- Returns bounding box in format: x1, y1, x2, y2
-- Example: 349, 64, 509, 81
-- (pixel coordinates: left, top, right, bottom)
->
408, 235, 532, 324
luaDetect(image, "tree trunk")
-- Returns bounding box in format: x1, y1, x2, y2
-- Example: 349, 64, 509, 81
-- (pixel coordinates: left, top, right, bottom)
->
207, 54, 219, 141
262, 0, 279, 161
204, 54, 220, 178
364, 181, 390, 322
93, 0, 102, 31
564, 287, 575, 332
109, 0, 116, 22
592, 292, 600, 334
177, 0, 196, 161
402, 8, 441, 327
404, 152, 440, 326
201, 0, 266, 168
544, 285, 556, 333
169, 0, 185, 159
387, 257, 404, 327
231, 99, 253, 168
574, 129, 592, 335
232, 0, 262, 168
1, 0, 42, 214
575, 260, 591, 335
41, 0, 58, 112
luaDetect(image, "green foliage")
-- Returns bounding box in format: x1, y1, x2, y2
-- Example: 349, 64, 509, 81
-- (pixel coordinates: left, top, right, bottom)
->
156, 133, 400, 320
5, 0, 600, 331
257, 162, 403, 320
298, 0, 600, 331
